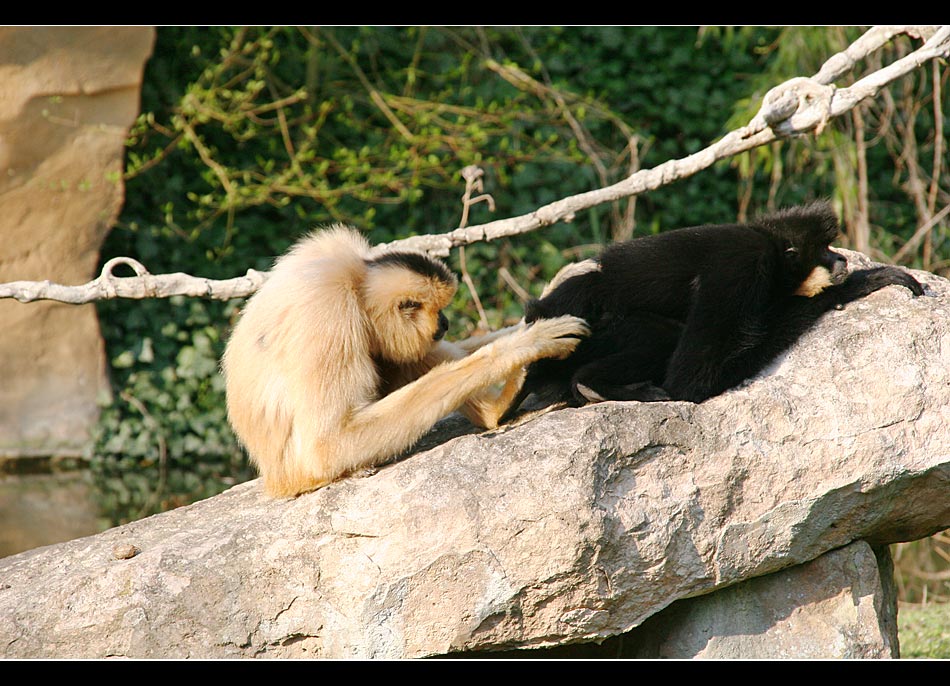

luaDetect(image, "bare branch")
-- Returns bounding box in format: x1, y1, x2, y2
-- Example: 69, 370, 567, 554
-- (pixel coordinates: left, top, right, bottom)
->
0, 257, 268, 304
2, 25, 947, 305
892, 202, 950, 264
379, 25, 950, 257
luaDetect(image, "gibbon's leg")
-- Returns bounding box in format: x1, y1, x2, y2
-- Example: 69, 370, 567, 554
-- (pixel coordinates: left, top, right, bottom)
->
456, 366, 527, 429
662, 257, 773, 402
567, 311, 682, 404
570, 352, 672, 403
290, 315, 588, 494
418, 324, 530, 429
540, 259, 600, 298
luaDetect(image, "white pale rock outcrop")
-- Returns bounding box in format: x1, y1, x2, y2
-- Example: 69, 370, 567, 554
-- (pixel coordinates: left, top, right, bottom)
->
0, 257, 947, 659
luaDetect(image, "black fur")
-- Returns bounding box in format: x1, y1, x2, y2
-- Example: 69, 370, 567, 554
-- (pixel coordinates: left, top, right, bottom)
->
502, 202, 923, 421
369, 251, 456, 286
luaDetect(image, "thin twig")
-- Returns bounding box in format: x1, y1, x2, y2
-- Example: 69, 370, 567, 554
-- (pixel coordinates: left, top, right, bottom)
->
892, 202, 950, 263
119, 389, 168, 520
457, 166, 494, 330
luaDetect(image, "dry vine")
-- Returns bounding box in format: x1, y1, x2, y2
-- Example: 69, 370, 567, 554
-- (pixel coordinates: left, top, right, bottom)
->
1, 25, 947, 306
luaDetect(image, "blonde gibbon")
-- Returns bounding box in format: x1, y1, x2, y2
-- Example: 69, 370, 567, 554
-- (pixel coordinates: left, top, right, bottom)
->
222, 225, 589, 498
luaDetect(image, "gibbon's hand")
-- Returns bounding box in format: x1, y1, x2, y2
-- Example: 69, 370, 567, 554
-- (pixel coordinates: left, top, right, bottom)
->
851, 266, 925, 297
521, 315, 591, 360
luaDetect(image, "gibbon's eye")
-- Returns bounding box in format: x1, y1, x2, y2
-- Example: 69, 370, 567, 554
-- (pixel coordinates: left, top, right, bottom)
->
399, 299, 422, 312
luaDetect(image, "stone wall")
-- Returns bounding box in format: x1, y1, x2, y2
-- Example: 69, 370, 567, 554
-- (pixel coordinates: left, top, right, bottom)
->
0, 26, 155, 458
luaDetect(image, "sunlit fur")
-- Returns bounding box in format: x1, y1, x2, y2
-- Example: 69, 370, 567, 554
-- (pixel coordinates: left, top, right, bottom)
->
540, 259, 601, 298
222, 225, 587, 498
794, 265, 834, 297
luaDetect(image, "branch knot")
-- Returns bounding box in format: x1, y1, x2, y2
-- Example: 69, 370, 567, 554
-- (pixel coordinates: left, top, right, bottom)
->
760, 77, 836, 137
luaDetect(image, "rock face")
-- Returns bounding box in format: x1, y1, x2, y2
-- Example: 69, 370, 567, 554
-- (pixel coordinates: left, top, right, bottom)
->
0, 260, 947, 659
482, 539, 899, 659
0, 27, 155, 457
622, 540, 899, 659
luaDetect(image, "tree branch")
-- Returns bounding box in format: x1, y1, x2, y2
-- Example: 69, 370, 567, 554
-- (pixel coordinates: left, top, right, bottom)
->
0, 257, 268, 304
2, 25, 946, 305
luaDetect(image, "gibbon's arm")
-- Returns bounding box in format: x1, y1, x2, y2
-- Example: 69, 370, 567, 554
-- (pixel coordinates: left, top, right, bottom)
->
666, 265, 923, 402
279, 315, 588, 496
347, 316, 584, 444
384, 323, 528, 429
662, 253, 775, 402
437, 324, 529, 428
750, 265, 925, 367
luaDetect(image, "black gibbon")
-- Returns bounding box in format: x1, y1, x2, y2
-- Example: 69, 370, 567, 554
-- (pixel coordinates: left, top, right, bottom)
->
221, 225, 589, 498
500, 201, 924, 421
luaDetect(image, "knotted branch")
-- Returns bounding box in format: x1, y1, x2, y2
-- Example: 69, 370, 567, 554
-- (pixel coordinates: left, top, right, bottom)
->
2, 25, 947, 305
0, 258, 268, 304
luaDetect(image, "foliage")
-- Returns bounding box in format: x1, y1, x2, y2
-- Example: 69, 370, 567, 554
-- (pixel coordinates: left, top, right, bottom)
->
719, 27, 950, 267
92, 26, 949, 547
894, 532, 950, 604
90, 296, 251, 524
93, 26, 779, 524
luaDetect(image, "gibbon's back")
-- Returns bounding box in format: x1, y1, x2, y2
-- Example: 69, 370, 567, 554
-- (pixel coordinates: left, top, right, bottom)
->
221, 226, 377, 471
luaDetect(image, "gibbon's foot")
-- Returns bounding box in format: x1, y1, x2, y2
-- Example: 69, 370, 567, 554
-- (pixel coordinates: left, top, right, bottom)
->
574, 381, 671, 404
574, 383, 605, 402
350, 466, 380, 480
521, 315, 590, 360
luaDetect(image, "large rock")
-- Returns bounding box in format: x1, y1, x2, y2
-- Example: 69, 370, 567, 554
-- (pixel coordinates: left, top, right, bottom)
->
0, 27, 155, 457
481, 539, 899, 658
0, 260, 947, 658
622, 540, 899, 659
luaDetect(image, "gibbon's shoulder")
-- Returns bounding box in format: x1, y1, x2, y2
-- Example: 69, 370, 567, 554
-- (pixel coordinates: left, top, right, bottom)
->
236, 225, 374, 356
276, 224, 372, 269
263, 224, 371, 298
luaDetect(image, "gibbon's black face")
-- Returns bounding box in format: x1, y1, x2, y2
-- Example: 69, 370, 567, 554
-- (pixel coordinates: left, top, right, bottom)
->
823, 248, 849, 285
435, 311, 449, 341
767, 202, 848, 297
789, 244, 849, 298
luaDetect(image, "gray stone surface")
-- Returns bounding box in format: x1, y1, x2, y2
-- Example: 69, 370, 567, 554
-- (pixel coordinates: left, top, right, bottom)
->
0, 259, 947, 659
0, 26, 155, 457
624, 541, 899, 659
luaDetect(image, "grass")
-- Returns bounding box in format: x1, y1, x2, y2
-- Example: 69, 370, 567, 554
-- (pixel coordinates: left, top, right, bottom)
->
893, 531, 950, 659
898, 603, 950, 658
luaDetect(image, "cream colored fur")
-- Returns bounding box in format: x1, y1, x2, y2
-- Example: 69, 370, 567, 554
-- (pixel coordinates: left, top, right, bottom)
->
222, 225, 587, 498
794, 265, 834, 297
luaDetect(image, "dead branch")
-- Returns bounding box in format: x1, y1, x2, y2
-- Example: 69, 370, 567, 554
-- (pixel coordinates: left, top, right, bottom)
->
2, 25, 947, 305
0, 257, 268, 304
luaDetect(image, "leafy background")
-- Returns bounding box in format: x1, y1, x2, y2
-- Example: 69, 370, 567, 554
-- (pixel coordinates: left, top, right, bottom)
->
89, 28, 949, 627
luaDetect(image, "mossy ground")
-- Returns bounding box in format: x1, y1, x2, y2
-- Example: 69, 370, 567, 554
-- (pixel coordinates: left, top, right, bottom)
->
898, 603, 950, 659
